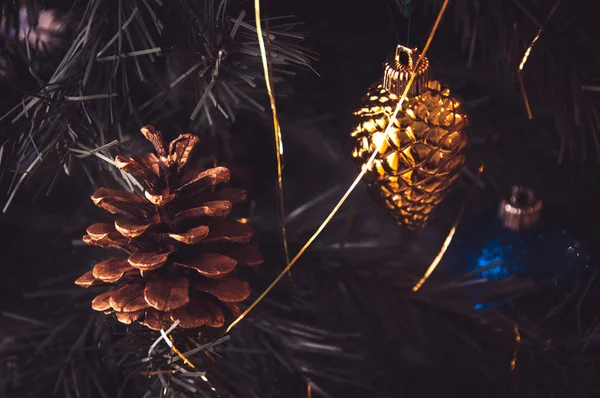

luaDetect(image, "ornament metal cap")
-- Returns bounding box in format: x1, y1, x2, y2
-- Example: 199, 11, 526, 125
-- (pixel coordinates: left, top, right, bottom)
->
499, 186, 543, 232
382, 45, 430, 97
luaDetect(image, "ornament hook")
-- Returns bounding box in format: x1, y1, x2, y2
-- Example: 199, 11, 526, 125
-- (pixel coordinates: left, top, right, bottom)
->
383, 45, 430, 97
395, 45, 415, 70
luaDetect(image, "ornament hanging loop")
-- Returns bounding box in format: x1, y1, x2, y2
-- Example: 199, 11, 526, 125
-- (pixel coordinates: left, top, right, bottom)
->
396, 45, 415, 70
383, 45, 430, 98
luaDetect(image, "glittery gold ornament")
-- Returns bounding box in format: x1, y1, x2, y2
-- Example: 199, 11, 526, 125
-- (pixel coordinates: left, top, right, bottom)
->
351, 45, 468, 230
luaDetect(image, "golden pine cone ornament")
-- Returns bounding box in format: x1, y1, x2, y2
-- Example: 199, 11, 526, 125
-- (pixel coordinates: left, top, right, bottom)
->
75, 126, 263, 330
351, 46, 468, 230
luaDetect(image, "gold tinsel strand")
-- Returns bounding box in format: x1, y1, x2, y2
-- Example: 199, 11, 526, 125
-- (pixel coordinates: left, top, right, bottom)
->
517, 0, 564, 120
226, 0, 452, 333
412, 164, 484, 292
254, 0, 292, 275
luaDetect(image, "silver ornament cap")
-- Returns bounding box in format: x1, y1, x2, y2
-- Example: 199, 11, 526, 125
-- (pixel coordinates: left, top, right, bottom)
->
499, 186, 543, 232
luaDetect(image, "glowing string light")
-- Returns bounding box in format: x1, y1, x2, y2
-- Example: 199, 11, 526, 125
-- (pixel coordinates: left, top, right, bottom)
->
226, 0, 452, 333
254, 0, 291, 274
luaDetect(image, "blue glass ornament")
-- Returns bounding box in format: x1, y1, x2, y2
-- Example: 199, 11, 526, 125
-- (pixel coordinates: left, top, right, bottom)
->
445, 205, 591, 313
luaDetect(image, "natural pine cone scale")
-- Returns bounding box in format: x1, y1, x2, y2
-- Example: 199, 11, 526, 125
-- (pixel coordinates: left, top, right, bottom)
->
116, 311, 144, 325
171, 298, 211, 329
75, 271, 104, 287
114, 219, 153, 238
87, 223, 118, 240
76, 125, 263, 330
195, 278, 251, 303
144, 278, 190, 312
173, 200, 233, 222
128, 251, 170, 271
92, 258, 134, 282
174, 253, 237, 277
143, 308, 173, 331
109, 283, 149, 313
91, 290, 113, 311
168, 225, 210, 244
83, 232, 131, 253
203, 301, 225, 328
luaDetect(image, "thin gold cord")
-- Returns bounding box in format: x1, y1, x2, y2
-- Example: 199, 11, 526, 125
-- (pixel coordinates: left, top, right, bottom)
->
412, 165, 484, 291
412, 208, 464, 292
226, 0, 452, 333
510, 323, 521, 371
254, 0, 291, 273
517, 0, 563, 119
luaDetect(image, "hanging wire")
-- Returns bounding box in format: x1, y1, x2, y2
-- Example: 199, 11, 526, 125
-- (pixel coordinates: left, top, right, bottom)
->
517, 0, 564, 119
253, 0, 292, 276
412, 165, 484, 291
226, 0, 452, 333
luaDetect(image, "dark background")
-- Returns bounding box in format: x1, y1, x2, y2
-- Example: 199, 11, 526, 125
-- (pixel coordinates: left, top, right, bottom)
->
2, 0, 600, 397
2, 0, 599, 351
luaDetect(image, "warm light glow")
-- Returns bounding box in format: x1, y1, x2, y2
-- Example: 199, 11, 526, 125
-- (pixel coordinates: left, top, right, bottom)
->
372, 132, 386, 150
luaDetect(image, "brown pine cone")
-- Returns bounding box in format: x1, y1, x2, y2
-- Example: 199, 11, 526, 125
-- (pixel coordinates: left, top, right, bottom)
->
75, 126, 263, 330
